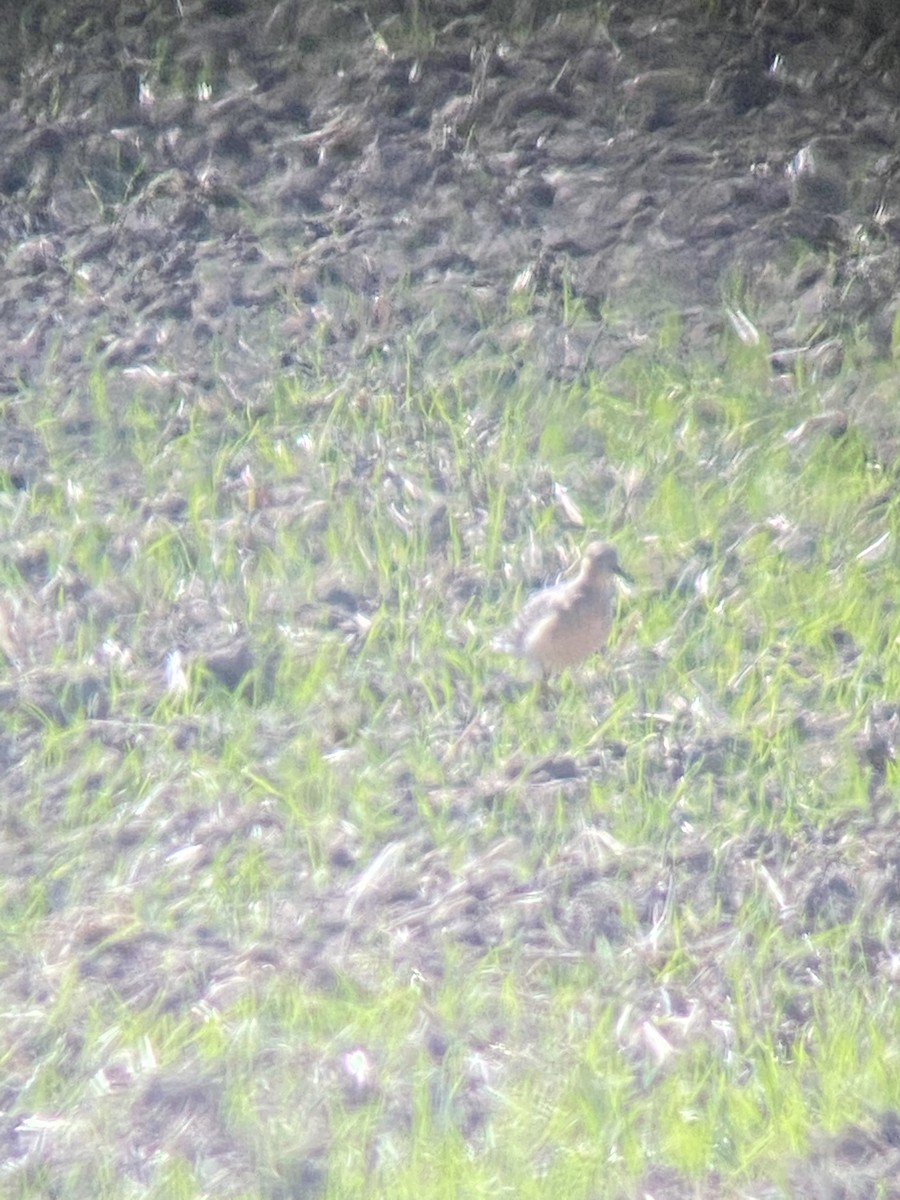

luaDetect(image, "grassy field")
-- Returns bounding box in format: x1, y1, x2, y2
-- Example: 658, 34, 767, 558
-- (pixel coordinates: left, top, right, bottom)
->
3, 309, 900, 1197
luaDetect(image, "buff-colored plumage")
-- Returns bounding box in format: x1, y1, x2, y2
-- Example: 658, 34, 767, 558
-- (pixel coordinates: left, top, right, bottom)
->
498, 542, 629, 677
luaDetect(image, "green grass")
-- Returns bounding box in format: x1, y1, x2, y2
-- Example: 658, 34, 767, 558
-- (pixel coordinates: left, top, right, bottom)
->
3, 314, 900, 1198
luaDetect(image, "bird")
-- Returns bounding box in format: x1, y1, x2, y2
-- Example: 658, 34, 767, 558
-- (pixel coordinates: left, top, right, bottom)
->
496, 541, 630, 678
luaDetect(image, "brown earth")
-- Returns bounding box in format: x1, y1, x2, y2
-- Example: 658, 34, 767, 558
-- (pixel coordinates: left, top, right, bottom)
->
3, 0, 900, 417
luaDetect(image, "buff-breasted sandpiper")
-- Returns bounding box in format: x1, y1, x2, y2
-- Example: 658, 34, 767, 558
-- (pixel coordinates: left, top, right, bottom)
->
496, 541, 630, 677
